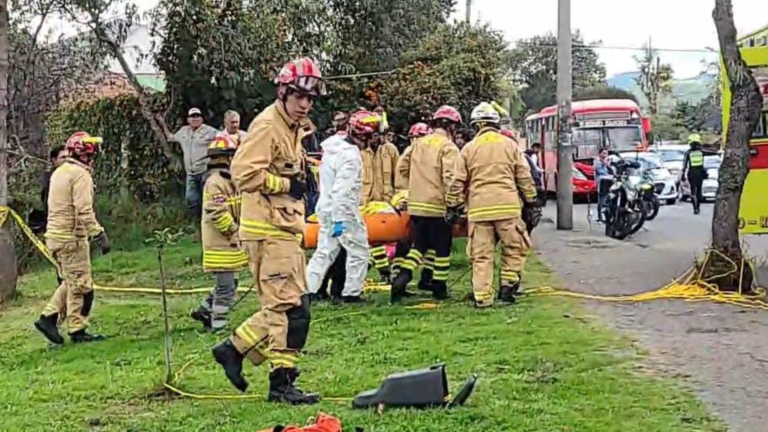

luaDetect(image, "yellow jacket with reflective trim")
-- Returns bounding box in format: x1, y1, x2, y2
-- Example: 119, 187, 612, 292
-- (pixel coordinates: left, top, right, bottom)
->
361, 141, 400, 205
201, 167, 248, 272
448, 128, 537, 223
231, 102, 307, 241
396, 131, 460, 217
45, 159, 104, 242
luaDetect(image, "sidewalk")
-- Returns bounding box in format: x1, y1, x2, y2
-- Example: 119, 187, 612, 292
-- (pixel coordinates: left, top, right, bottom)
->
533, 203, 768, 432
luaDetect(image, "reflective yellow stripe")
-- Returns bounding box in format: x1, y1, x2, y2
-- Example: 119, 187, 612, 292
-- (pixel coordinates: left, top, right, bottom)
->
468, 204, 521, 218
236, 324, 258, 345
45, 229, 75, 241
409, 202, 445, 211
240, 219, 299, 240
501, 271, 520, 281
214, 213, 235, 231
266, 173, 285, 194
474, 289, 493, 301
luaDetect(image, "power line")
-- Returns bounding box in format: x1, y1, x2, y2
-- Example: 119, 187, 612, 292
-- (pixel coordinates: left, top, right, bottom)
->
513, 42, 717, 54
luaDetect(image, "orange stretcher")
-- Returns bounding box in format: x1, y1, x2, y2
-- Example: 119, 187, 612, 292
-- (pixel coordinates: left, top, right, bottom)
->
302, 208, 468, 249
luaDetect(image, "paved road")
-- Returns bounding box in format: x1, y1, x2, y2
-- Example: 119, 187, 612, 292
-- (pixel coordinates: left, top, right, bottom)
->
534, 200, 768, 432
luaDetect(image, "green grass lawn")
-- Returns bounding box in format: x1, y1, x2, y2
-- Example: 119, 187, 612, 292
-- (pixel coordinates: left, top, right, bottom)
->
0, 237, 724, 432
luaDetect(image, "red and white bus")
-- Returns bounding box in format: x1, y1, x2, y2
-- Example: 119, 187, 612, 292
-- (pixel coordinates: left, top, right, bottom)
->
525, 99, 652, 193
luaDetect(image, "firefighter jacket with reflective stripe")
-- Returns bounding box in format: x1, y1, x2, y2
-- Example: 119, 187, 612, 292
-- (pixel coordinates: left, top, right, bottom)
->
448, 128, 538, 223
361, 141, 400, 204
45, 159, 104, 242
201, 167, 248, 272
396, 131, 460, 217
231, 102, 308, 241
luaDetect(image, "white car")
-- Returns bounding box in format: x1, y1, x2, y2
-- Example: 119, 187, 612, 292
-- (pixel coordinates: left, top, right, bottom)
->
619, 151, 679, 204
650, 144, 689, 181
680, 154, 721, 202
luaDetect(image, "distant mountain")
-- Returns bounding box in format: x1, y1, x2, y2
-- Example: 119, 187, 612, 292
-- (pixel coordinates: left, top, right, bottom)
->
606, 71, 716, 112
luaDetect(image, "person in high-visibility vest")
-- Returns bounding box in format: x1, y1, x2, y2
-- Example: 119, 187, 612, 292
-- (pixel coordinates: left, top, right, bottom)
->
682, 133, 708, 215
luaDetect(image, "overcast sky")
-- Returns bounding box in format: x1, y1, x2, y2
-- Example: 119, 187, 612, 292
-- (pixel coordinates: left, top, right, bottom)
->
455, 0, 768, 78
38, 0, 768, 79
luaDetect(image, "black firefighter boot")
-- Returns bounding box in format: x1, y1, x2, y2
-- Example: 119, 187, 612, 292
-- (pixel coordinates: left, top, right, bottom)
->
34, 314, 64, 345
431, 280, 449, 301
212, 339, 249, 392
268, 367, 320, 405
498, 281, 520, 304
418, 268, 434, 293
390, 270, 412, 303
190, 307, 212, 330
70, 329, 106, 343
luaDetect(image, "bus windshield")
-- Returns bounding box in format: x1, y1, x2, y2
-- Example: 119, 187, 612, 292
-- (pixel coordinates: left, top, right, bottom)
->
605, 127, 643, 150
571, 126, 643, 150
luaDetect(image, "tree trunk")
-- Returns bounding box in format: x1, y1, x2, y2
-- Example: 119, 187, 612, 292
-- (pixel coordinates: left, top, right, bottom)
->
0, 0, 18, 305
89, 24, 182, 173
704, 0, 763, 292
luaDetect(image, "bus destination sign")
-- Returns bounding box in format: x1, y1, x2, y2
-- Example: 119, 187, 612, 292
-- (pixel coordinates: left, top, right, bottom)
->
574, 119, 635, 128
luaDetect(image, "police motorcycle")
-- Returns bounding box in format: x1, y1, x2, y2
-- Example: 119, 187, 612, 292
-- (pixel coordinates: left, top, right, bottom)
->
603, 153, 656, 240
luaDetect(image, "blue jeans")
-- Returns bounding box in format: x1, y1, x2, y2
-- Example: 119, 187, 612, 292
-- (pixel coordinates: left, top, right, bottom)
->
186, 173, 204, 214
597, 178, 612, 221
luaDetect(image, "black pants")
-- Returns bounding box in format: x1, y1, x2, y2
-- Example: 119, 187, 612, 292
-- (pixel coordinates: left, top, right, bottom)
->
401, 216, 453, 286
319, 248, 347, 299
688, 171, 704, 212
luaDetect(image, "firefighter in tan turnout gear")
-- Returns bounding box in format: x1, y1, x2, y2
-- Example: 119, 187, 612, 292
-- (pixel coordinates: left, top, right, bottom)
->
449, 102, 540, 307
211, 57, 321, 405
390, 106, 462, 303
190, 135, 249, 331
34, 132, 111, 345
360, 110, 400, 284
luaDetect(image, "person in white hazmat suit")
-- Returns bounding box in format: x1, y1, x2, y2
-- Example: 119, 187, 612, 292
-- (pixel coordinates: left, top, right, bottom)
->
306, 110, 383, 303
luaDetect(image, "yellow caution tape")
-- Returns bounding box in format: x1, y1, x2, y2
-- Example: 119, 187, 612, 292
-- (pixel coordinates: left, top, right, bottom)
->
0, 207, 8, 228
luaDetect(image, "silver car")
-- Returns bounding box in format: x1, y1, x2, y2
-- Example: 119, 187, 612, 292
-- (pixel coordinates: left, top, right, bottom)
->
679, 154, 721, 202
619, 151, 679, 205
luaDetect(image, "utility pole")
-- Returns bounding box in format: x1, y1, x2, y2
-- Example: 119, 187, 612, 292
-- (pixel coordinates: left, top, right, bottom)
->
556, 0, 573, 230
465, 0, 471, 23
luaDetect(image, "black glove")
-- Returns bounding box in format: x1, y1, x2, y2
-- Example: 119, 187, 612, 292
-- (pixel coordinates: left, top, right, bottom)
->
445, 204, 465, 225
522, 201, 542, 231
93, 231, 111, 255
288, 174, 307, 200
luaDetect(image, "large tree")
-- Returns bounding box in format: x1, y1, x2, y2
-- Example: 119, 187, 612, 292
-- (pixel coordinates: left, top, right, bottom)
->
0, 0, 17, 304
510, 31, 606, 112
153, 0, 327, 128
8, 0, 106, 157
703, 0, 763, 291
52, 0, 181, 171
634, 41, 674, 115
325, 0, 455, 74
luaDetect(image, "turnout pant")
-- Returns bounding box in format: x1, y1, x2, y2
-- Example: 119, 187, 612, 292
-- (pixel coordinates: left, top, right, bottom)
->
306, 215, 370, 297
467, 218, 531, 307
687, 171, 704, 212
400, 216, 452, 287
393, 242, 435, 282
42, 239, 94, 333
199, 272, 237, 330
230, 239, 310, 370
370, 244, 390, 278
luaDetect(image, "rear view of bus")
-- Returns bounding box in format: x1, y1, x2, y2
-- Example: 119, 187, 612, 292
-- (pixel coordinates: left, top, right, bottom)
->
723, 25, 768, 234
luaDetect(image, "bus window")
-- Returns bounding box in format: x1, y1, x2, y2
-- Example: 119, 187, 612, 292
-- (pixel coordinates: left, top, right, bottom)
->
605, 127, 643, 150
753, 112, 767, 139
572, 129, 602, 147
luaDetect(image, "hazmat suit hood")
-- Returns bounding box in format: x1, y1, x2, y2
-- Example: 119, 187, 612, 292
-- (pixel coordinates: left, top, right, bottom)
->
316, 134, 363, 222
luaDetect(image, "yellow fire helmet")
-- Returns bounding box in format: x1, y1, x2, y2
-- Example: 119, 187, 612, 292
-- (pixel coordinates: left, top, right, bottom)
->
390, 190, 409, 208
